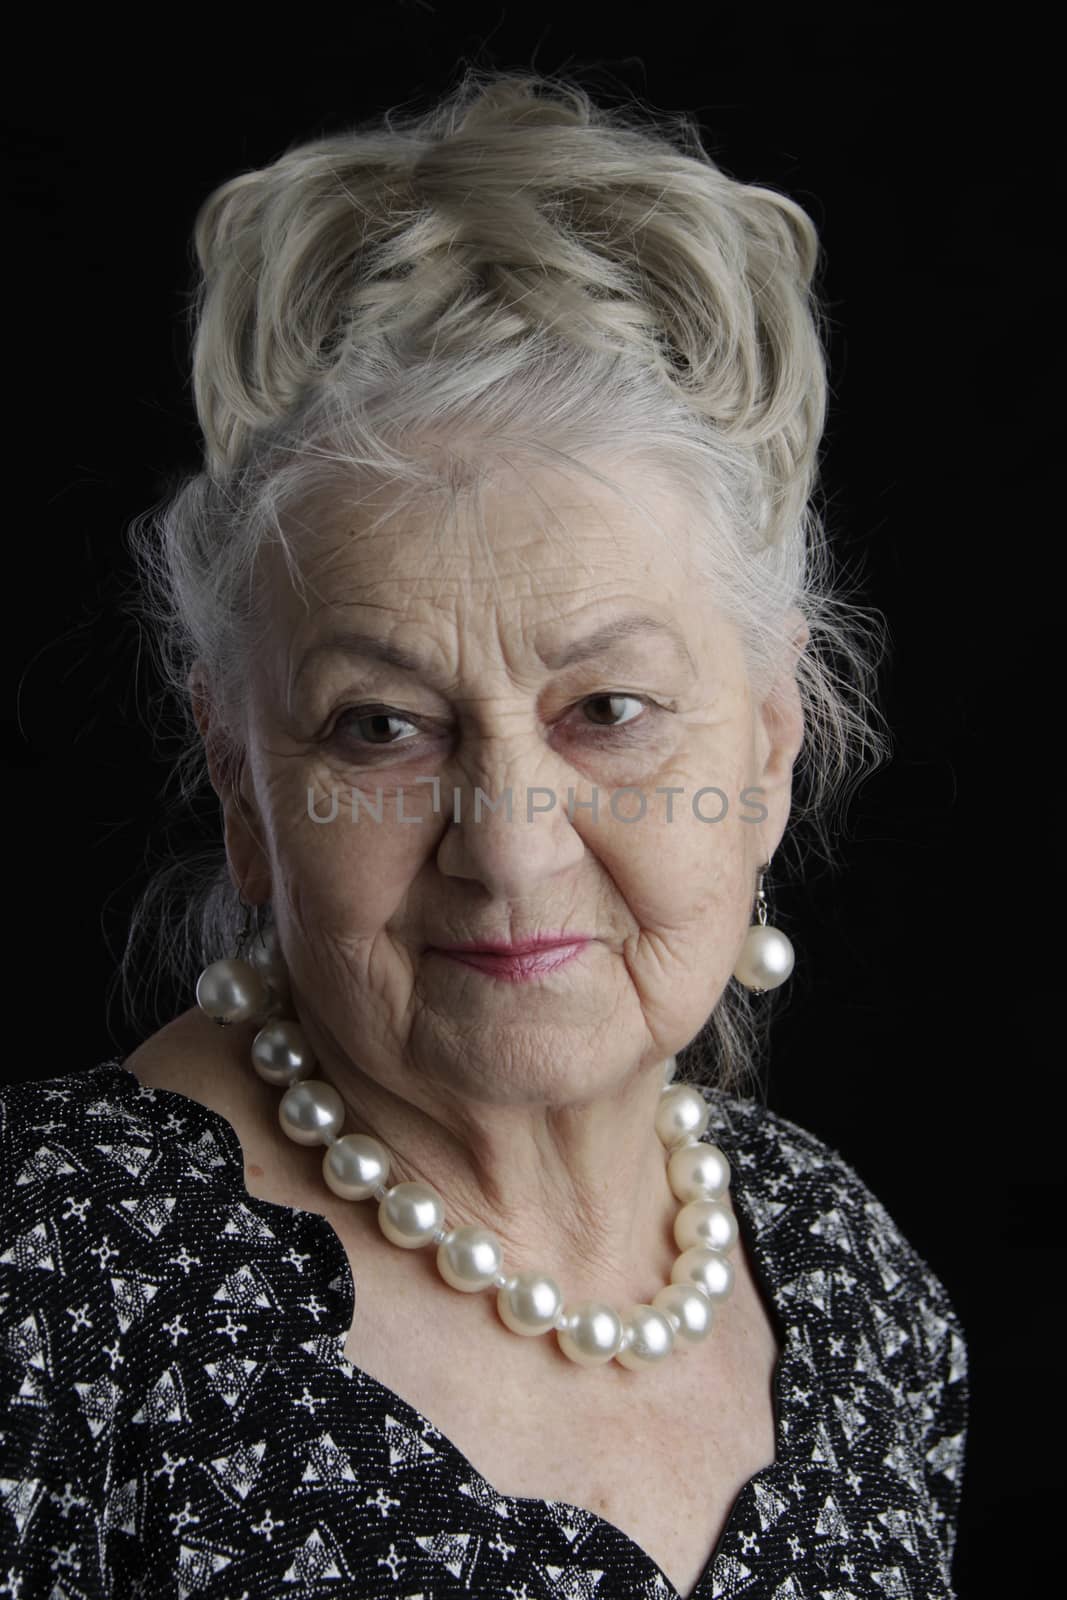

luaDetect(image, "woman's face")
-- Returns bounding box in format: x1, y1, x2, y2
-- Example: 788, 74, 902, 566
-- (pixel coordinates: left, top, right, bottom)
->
217, 466, 803, 1112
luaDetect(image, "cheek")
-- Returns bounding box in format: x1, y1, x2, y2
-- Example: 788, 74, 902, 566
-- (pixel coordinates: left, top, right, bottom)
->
581, 785, 758, 1019
266, 772, 437, 939
602, 819, 747, 926
577, 766, 752, 915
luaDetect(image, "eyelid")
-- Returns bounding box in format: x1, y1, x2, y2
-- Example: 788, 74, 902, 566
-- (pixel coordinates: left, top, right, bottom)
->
575, 688, 673, 709
327, 691, 663, 748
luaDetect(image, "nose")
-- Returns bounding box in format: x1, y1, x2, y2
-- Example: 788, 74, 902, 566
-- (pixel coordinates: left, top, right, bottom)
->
434, 776, 586, 897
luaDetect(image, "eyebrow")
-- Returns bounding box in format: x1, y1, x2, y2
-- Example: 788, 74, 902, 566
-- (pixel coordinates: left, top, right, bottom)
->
294, 612, 695, 687
539, 613, 695, 671
295, 630, 425, 685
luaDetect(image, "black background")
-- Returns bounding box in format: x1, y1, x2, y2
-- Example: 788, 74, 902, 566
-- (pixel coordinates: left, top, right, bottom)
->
5, 6, 1056, 1589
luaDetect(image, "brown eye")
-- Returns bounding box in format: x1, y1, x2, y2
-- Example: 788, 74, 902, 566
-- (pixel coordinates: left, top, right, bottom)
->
333, 707, 419, 746
582, 694, 645, 728
360, 713, 413, 744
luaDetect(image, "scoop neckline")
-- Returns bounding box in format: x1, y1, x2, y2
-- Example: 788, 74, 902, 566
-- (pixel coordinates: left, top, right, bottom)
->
96, 1055, 800, 1600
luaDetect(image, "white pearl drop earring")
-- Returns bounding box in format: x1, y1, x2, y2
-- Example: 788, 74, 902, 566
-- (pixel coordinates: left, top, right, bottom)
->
193, 901, 741, 1374
732, 859, 795, 995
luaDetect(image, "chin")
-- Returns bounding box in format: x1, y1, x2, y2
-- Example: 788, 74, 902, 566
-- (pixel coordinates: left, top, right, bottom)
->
419, 1029, 643, 1107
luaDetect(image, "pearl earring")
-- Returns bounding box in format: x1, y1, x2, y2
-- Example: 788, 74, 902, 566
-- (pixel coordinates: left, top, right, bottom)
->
732, 860, 795, 994
193, 899, 291, 1024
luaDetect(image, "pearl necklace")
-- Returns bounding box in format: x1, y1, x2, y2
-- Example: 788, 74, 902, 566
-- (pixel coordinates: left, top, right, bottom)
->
195, 933, 737, 1372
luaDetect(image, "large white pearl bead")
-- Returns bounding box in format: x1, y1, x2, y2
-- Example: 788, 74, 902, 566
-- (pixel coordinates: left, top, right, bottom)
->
733, 924, 795, 990
279, 1079, 345, 1145
673, 1198, 739, 1254
615, 1304, 676, 1369
652, 1282, 716, 1343
437, 1225, 503, 1291
667, 1140, 731, 1203
497, 1271, 564, 1336
655, 1083, 710, 1149
379, 1181, 445, 1248
557, 1301, 624, 1366
671, 1246, 735, 1303
251, 1020, 316, 1087
195, 959, 269, 1024
323, 1133, 390, 1200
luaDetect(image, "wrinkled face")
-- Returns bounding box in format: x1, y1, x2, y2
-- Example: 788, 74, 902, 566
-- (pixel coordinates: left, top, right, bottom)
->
218, 465, 802, 1111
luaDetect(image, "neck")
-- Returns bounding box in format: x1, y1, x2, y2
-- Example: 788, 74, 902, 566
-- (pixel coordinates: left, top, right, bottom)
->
308, 1038, 683, 1305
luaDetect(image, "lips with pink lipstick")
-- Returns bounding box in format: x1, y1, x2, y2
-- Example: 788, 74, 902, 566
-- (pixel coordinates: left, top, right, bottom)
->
428, 934, 592, 982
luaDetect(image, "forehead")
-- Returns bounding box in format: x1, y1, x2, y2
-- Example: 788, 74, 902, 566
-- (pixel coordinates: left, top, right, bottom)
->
274, 465, 702, 620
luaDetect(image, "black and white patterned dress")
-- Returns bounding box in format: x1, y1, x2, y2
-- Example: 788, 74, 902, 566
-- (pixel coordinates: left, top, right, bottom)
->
0, 1060, 968, 1598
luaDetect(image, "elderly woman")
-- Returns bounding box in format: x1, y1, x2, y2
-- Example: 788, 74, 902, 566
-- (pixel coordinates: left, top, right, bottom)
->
0, 69, 967, 1600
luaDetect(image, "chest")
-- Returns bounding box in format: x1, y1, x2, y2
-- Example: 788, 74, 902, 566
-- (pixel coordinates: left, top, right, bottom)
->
131, 1037, 782, 1594
341, 1259, 780, 1600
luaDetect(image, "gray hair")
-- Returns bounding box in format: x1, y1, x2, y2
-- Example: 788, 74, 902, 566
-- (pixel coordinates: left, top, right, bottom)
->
113, 65, 891, 1097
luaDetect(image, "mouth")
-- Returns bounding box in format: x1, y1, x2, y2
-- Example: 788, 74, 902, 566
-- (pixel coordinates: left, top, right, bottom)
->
427, 938, 591, 982
435, 935, 592, 956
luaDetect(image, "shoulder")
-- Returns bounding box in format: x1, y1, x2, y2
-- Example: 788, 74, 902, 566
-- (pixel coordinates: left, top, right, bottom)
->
0, 1052, 243, 1195
0, 1059, 168, 1197
0, 1007, 272, 1198
0, 1049, 258, 1405
696, 1085, 970, 1580
699, 1083, 968, 1371
0, 1050, 247, 1290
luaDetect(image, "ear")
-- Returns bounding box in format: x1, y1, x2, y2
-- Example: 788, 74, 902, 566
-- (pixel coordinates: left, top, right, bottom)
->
752, 609, 809, 858
188, 662, 272, 905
